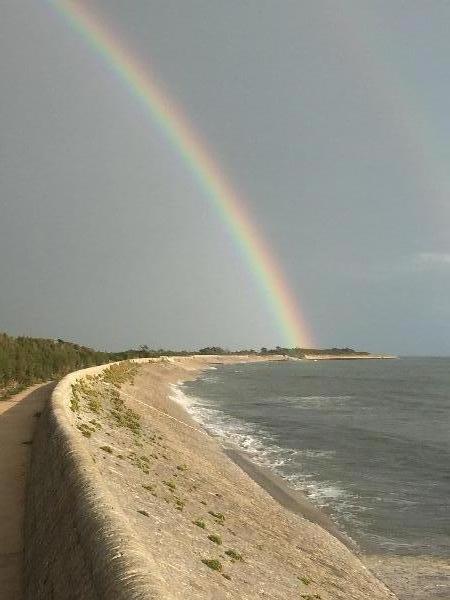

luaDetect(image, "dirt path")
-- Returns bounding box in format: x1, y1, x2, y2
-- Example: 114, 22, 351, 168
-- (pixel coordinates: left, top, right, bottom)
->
0, 382, 54, 600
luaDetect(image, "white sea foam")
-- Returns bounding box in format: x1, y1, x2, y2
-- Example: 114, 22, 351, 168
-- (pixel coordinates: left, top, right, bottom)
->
169, 382, 362, 528
169, 383, 299, 470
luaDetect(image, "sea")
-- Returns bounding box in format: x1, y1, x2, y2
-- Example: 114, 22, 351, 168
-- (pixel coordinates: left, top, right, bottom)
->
175, 358, 449, 560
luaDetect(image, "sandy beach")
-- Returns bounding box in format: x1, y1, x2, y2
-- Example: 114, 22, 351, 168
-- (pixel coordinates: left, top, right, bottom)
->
63, 355, 397, 599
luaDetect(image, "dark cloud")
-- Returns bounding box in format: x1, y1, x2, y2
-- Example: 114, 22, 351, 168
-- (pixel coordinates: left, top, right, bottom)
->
1, 1, 449, 354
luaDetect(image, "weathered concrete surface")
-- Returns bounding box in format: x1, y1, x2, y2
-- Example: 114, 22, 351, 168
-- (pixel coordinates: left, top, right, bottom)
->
0, 382, 54, 600
24, 358, 398, 600
24, 362, 164, 600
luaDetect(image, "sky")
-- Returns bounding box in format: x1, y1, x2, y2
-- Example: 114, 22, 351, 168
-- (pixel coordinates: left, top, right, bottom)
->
1, 1, 449, 355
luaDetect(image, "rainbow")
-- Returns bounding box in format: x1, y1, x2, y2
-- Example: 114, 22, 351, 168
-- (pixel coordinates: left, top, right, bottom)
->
48, 1, 313, 347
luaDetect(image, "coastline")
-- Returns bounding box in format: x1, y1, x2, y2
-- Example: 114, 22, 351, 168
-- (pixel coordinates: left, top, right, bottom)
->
135, 356, 396, 598
303, 354, 397, 360
60, 355, 396, 599
166, 357, 357, 550
222, 446, 356, 551
169, 356, 449, 600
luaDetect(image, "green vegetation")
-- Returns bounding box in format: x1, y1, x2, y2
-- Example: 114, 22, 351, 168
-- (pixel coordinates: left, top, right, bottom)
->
193, 519, 206, 529
129, 454, 149, 473
102, 361, 139, 387
174, 497, 185, 511
298, 576, 311, 585
99, 445, 113, 454
208, 511, 225, 524
76, 424, 91, 438
225, 549, 242, 561
0, 333, 109, 399
208, 534, 222, 545
201, 558, 222, 572
109, 398, 141, 434
0, 330, 369, 401
0, 333, 190, 399
71, 364, 142, 447
163, 480, 176, 491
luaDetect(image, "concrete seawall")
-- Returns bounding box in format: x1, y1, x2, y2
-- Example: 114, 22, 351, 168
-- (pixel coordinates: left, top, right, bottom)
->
24, 362, 161, 600
24, 357, 396, 600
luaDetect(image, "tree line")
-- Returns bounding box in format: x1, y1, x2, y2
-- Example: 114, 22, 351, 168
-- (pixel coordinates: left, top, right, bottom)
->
0, 331, 365, 399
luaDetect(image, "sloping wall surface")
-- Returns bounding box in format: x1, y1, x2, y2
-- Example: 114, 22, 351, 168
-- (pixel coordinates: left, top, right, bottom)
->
24, 363, 161, 600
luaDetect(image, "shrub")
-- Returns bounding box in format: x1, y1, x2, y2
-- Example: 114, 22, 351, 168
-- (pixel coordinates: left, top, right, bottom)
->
193, 519, 206, 529
225, 549, 242, 561
208, 534, 222, 545
208, 511, 225, 524
201, 559, 222, 572
163, 480, 176, 491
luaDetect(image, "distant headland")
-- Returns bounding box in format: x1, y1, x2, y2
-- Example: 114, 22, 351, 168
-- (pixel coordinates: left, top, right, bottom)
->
0, 331, 393, 401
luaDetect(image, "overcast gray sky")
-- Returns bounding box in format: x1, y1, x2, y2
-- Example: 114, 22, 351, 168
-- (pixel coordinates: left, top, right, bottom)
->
1, 1, 449, 354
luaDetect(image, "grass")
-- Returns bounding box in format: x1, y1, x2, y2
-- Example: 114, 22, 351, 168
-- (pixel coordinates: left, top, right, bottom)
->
99, 445, 113, 454
208, 511, 225, 524
174, 497, 185, 511
142, 484, 155, 491
87, 396, 102, 414
176, 464, 187, 471
77, 423, 92, 438
109, 406, 141, 435
298, 576, 311, 585
70, 391, 80, 413
163, 480, 176, 491
208, 534, 222, 545
225, 549, 242, 561
193, 519, 206, 529
102, 361, 139, 387
70, 363, 141, 438
201, 559, 222, 572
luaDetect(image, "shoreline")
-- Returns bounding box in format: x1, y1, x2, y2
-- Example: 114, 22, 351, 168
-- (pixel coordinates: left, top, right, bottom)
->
223, 446, 356, 551
161, 357, 399, 596
303, 354, 397, 360
165, 357, 449, 600
168, 360, 357, 551
59, 355, 396, 599
165, 360, 358, 550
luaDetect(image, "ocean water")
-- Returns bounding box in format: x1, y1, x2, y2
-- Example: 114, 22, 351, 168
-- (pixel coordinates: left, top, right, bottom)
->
177, 358, 450, 557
